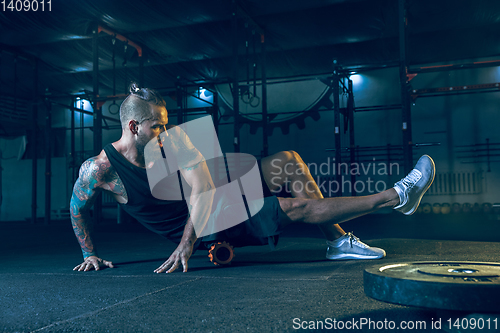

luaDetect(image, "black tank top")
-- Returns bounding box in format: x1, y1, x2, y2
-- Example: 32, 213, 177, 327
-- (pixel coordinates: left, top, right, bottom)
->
103, 144, 189, 242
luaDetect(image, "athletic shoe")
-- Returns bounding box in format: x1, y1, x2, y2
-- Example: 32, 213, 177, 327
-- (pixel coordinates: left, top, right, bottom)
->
393, 155, 435, 215
326, 232, 386, 260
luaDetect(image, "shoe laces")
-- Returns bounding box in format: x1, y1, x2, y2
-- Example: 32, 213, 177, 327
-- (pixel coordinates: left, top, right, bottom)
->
399, 169, 422, 190
347, 232, 368, 248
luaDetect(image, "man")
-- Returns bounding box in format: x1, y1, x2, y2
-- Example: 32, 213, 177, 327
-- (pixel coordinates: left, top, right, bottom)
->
70, 84, 435, 273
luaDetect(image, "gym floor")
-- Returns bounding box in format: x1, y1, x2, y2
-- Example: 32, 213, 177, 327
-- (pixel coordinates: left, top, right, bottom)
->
1, 212, 500, 333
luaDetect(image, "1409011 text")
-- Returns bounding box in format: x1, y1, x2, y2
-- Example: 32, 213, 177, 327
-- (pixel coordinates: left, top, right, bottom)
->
1, 0, 51, 12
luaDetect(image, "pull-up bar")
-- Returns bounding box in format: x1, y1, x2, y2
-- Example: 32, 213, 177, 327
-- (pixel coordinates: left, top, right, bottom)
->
98, 25, 143, 57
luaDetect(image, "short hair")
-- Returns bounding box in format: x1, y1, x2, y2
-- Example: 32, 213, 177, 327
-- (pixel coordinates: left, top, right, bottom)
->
119, 82, 166, 128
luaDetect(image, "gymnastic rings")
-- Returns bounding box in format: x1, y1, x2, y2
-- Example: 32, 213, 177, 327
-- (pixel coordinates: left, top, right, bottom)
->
241, 89, 261, 108
109, 100, 120, 115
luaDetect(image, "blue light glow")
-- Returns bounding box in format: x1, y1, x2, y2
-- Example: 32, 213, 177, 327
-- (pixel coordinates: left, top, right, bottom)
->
350, 74, 363, 85
200, 88, 213, 99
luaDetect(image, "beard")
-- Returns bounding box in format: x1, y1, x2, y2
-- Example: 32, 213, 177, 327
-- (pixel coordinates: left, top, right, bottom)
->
137, 133, 165, 167
136, 133, 157, 153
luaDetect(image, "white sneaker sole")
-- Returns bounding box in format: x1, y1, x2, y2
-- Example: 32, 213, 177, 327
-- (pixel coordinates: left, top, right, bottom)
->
404, 155, 436, 215
326, 253, 385, 260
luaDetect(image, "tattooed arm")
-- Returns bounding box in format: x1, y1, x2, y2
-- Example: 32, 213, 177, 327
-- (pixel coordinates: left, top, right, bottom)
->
70, 157, 114, 271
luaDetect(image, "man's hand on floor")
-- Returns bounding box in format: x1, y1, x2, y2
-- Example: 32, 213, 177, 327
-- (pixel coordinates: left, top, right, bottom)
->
154, 241, 194, 274
73, 256, 114, 271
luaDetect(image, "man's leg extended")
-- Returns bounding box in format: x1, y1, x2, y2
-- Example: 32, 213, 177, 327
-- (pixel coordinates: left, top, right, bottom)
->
260, 153, 435, 260
277, 188, 399, 227
276, 154, 434, 229
260, 150, 346, 241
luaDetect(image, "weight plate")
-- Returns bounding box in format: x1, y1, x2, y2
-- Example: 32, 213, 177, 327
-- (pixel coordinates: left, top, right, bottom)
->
364, 261, 500, 312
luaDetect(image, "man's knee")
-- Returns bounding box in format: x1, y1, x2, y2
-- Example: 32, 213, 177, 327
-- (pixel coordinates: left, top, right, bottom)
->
261, 151, 307, 190
270, 150, 302, 166
261, 151, 292, 177
278, 197, 309, 223
283, 150, 304, 164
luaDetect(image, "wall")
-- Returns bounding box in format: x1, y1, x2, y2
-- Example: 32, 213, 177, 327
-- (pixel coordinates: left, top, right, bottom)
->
0, 157, 67, 221
2, 63, 499, 221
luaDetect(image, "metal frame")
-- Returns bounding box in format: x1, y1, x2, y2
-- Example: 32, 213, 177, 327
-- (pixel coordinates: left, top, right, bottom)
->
92, 23, 103, 224
44, 99, 51, 225
332, 60, 342, 195
31, 59, 38, 224
328, 63, 357, 197
232, 0, 240, 153
399, 0, 413, 174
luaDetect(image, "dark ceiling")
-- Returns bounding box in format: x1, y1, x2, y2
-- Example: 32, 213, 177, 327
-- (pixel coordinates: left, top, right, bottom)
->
1, 0, 500, 134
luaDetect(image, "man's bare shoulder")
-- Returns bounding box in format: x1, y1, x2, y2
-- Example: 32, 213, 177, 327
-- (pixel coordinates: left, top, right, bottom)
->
78, 150, 116, 186
76, 149, 128, 203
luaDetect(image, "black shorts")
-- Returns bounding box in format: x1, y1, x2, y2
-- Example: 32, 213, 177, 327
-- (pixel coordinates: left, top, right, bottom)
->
188, 159, 281, 250
164, 159, 285, 249
200, 194, 285, 249
199, 158, 284, 249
